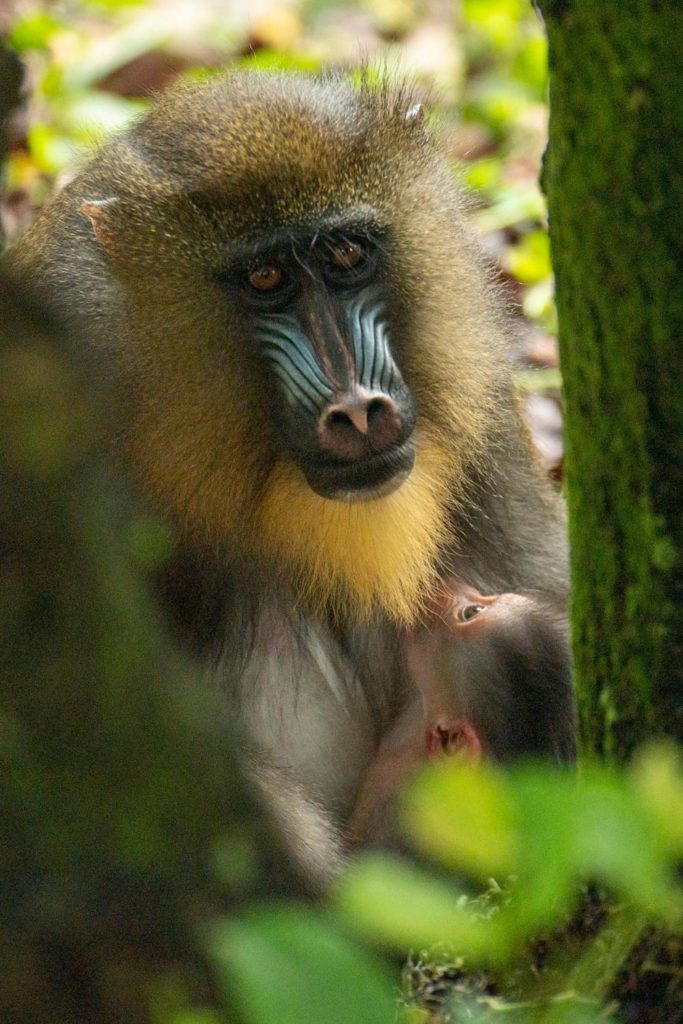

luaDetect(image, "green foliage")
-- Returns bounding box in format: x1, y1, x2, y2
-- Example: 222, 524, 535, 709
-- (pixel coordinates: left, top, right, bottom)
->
10, 11, 65, 51
463, 0, 547, 99
335, 741, 683, 954
336, 856, 505, 956
235, 50, 322, 73
332, 746, 683, 1016
177, 744, 683, 1023
505, 229, 551, 285
168, 745, 683, 1023
207, 907, 396, 1024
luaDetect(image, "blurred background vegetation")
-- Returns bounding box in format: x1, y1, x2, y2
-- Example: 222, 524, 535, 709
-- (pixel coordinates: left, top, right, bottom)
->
2, 3, 682, 1023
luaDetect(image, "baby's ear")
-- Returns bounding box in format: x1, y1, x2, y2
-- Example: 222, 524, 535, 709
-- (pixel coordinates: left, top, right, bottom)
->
427, 718, 482, 761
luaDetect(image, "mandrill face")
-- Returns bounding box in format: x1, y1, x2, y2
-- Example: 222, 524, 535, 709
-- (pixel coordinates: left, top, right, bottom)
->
68, 73, 506, 621
219, 228, 417, 502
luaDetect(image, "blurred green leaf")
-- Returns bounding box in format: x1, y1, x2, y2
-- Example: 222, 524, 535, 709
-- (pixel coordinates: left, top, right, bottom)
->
466, 79, 531, 134
575, 773, 682, 921
83, 0, 147, 10
401, 762, 518, 880
535, 1005, 606, 1024
209, 833, 260, 893
208, 906, 396, 1024
513, 35, 548, 96
515, 368, 562, 392
238, 50, 322, 73
462, 0, 547, 101
505, 229, 551, 284
27, 123, 76, 174
10, 12, 65, 51
463, 156, 502, 194
511, 768, 580, 930
335, 854, 508, 958
631, 742, 683, 853
473, 182, 545, 232
463, 0, 526, 51
66, 92, 144, 141
342, 759, 683, 964
523, 278, 557, 330
127, 515, 174, 570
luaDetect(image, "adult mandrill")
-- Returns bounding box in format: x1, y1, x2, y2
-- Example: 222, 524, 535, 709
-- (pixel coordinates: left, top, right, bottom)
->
10, 72, 570, 885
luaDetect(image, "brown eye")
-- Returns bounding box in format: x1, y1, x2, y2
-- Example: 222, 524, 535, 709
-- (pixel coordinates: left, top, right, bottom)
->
330, 241, 362, 269
457, 602, 485, 623
248, 264, 282, 291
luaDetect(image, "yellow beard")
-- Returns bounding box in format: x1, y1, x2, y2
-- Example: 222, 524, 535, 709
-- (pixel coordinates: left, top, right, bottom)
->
255, 434, 457, 624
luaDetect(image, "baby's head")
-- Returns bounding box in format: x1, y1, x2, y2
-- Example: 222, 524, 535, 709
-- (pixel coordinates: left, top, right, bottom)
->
411, 580, 575, 763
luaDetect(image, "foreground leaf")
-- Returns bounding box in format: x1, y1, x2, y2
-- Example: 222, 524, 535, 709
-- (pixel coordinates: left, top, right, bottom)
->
207, 905, 396, 1024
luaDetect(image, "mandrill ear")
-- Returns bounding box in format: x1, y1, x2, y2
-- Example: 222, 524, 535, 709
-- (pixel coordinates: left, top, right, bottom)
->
80, 198, 119, 249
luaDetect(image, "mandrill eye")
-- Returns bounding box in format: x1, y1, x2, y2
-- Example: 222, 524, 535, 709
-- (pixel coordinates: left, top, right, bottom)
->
457, 602, 485, 623
323, 236, 376, 288
237, 259, 296, 310
248, 264, 283, 291
330, 241, 362, 269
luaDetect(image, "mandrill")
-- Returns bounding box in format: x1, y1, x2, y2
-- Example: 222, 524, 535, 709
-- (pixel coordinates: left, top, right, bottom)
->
10, 72, 571, 886
349, 579, 575, 846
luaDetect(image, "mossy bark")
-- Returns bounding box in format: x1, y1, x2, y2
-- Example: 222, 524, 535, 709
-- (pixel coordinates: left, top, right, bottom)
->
538, 1, 683, 759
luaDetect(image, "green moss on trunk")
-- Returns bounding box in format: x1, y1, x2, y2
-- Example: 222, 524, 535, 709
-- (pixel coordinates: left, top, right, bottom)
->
538, 1, 683, 758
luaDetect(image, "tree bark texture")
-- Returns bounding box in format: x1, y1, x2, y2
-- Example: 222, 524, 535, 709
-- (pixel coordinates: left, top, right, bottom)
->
538, 1, 683, 758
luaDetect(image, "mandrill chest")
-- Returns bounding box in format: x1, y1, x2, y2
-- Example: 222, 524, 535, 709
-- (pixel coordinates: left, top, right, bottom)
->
222, 599, 379, 815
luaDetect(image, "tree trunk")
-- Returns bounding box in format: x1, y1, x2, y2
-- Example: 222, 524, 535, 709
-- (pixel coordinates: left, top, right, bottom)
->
537, 0, 683, 759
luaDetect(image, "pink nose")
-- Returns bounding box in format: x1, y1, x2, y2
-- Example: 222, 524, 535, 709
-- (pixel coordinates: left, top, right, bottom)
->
318, 390, 402, 460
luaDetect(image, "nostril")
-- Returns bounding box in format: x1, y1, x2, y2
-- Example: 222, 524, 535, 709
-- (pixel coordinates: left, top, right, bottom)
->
329, 410, 354, 430
365, 396, 401, 449
325, 404, 370, 437
367, 397, 387, 426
